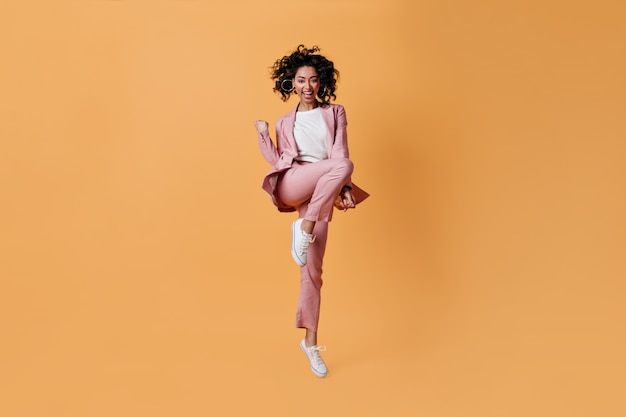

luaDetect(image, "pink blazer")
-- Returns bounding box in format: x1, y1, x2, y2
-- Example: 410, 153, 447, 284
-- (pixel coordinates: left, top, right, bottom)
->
258, 103, 370, 212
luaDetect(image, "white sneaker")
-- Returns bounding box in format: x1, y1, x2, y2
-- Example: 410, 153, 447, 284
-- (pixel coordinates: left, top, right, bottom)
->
291, 218, 315, 267
300, 338, 328, 378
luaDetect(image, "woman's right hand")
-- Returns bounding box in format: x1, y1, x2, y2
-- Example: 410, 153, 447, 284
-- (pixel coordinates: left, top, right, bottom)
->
254, 120, 269, 134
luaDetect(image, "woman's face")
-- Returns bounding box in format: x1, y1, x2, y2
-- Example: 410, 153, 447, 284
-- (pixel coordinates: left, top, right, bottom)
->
292, 66, 320, 106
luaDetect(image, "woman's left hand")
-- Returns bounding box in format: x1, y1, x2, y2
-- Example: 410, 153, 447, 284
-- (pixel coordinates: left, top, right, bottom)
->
334, 188, 356, 212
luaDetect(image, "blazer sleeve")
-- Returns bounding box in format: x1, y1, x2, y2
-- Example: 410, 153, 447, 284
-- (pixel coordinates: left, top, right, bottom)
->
330, 105, 353, 187
257, 128, 279, 166
330, 105, 350, 160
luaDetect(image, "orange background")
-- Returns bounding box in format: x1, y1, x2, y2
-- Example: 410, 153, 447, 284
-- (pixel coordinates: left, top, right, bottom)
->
1, 1, 625, 416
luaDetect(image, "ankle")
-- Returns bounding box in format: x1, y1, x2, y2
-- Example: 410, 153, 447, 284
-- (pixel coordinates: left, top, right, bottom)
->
301, 219, 315, 235
305, 332, 317, 347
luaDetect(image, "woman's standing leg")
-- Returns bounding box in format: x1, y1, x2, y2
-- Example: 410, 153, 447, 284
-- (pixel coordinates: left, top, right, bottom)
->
295, 219, 329, 377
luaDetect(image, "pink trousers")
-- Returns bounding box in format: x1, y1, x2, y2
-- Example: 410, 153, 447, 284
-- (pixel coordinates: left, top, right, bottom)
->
276, 158, 354, 332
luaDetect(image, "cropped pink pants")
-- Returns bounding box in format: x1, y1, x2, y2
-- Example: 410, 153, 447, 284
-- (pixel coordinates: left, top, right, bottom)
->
277, 158, 354, 332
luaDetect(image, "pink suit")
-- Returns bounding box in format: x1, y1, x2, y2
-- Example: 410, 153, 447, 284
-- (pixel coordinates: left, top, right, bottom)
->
257, 103, 369, 331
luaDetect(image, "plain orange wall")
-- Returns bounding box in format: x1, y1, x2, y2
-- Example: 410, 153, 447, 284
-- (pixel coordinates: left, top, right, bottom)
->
1, 1, 625, 416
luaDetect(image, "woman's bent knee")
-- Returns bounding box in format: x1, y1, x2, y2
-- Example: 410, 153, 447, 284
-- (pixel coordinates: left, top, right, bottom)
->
334, 158, 354, 174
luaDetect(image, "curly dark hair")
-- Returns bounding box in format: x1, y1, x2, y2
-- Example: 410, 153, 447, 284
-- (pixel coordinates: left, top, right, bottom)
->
270, 45, 340, 105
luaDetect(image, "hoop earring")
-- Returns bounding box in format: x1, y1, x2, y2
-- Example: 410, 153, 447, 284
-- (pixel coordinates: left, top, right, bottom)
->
281, 79, 294, 93
319, 86, 328, 97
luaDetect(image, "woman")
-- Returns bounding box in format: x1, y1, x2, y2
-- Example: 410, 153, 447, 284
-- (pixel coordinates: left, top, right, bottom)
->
254, 45, 369, 378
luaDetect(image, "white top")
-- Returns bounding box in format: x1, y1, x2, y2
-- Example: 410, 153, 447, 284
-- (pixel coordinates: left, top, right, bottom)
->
293, 108, 328, 163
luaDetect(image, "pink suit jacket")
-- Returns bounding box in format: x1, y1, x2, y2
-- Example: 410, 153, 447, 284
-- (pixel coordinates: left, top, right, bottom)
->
258, 103, 370, 212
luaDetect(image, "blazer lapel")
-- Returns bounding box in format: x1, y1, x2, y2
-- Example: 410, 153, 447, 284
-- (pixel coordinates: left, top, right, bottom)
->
320, 105, 336, 157
281, 106, 298, 154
